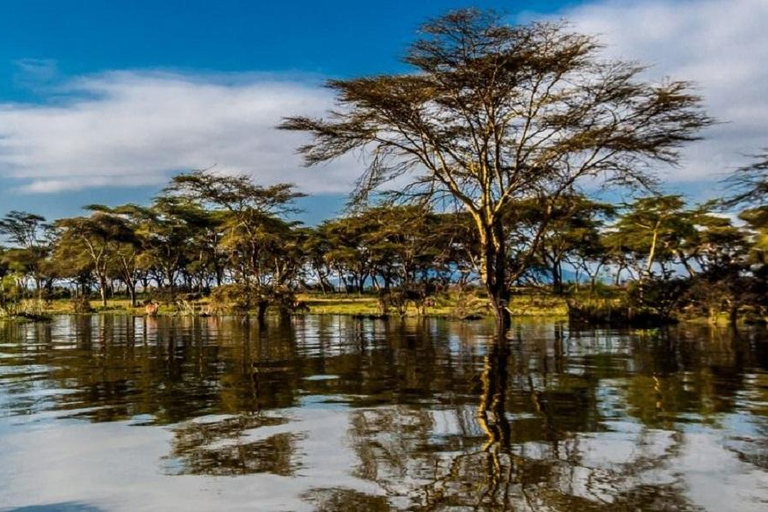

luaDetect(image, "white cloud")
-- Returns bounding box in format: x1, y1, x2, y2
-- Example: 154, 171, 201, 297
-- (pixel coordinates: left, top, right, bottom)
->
560, 0, 768, 185
0, 71, 357, 194
0, 0, 764, 197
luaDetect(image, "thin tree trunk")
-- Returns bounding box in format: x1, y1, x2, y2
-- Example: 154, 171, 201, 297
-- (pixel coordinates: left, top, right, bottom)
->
128, 284, 137, 308
99, 276, 108, 307
645, 224, 660, 280
257, 299, 269, 322
552, 259, 563, 295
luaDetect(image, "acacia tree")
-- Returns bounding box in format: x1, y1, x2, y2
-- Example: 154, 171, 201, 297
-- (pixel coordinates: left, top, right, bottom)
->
724, 149, 768, 206
318, 215, 377, 294
166, 169, 305, 312
280, 9, 711, 330
609, 196, 694, 281
511, 195, 614, 293
0, 211, 54, 296
723, 149, 768, 266
134, 198, 213, 295
55, 209, 138, 307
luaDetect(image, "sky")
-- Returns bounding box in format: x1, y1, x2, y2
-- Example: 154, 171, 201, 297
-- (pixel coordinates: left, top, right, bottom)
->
0, 0, 765, 223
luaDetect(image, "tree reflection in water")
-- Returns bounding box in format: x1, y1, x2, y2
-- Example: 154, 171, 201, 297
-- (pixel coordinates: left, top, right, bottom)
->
1, 316, 767, 510
340, 324, 734, 511
164, 415, 302, 476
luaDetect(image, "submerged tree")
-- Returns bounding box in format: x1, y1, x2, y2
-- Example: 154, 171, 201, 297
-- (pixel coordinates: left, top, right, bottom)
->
281, 9, 711, 330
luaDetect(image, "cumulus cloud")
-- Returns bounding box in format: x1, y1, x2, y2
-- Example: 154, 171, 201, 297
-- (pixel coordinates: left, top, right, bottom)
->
561, 0, 768, 184
0, 71, 357, 194
0, 0, 764, 197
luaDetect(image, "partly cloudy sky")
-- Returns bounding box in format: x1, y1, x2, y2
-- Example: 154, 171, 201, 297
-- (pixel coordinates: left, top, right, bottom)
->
0, 0, 764, 221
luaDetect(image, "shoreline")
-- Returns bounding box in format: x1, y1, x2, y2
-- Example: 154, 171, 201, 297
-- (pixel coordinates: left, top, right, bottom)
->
0, 292, 756, 328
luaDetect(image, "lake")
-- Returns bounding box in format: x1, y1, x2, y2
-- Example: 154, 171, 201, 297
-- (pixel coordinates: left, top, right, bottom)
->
0, 315, 767, 511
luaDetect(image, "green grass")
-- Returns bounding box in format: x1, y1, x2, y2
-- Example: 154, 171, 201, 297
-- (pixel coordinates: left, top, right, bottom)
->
299, 291, 568, 318
10, 290, 754, 325
17, 290, 569, 319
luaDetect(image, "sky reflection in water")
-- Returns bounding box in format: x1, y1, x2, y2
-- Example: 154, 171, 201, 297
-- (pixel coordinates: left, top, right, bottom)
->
0, 315, 767, 511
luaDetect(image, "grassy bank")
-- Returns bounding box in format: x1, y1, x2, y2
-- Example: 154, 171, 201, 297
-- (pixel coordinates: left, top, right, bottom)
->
1, 291, 569, 320
300, 292, 568, 317
4, 290, 754, 326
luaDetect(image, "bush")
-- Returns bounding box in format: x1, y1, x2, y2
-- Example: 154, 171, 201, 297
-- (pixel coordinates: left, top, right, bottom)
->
451, 289, 487, 320
208, 284, 296, 317
0, 299, 51, 322
567, 296, 626, 324
566, 279, 687, 326
209, 284, 253, 313
70, 295, 93, 314
627, 278, 690, 321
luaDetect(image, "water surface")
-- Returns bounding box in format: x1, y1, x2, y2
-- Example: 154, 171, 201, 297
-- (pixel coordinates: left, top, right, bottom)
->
1, 315, 767, 511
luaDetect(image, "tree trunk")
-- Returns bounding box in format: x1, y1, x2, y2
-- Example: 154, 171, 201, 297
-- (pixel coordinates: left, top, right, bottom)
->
552, 259, 563, 295
357, 274, 366, 295
676, 250, 696, 277
317, 271, 329, 294
99, 276, 108, 307
128, 283, 137, 308
339, 273, 350, 294
479, 219, 511, 333
614, 263, 626, 286
167, 271, 176, 299
645, 224, 660, 280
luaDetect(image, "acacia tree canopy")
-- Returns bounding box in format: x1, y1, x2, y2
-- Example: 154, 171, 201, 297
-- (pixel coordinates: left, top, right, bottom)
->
724, 149, 768, 207
280, 9, 712, 330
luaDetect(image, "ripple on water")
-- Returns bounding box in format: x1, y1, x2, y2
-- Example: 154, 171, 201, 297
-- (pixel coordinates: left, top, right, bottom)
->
0, 315, 766, 511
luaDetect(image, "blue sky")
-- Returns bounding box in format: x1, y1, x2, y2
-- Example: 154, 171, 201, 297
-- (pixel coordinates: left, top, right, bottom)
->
0, 0, 765, 223
0, 1, 581, 96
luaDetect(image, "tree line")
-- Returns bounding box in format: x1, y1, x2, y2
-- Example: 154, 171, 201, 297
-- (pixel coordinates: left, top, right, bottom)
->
1, 152, 768, 324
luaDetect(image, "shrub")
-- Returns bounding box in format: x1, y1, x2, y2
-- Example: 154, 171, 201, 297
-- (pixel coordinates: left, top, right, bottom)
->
209, 284, 252, 313
627, 278, 691, 321
70, 295, 93, 314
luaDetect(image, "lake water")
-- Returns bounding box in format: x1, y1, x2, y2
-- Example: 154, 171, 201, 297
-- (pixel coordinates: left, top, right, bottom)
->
0, 315, 767, 511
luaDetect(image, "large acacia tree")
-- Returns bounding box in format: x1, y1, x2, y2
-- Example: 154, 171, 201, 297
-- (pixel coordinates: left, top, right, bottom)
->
281, 10, 711, 330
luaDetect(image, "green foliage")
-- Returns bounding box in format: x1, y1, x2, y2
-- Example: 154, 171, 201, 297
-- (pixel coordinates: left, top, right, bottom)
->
209, 284, 253, 313
70, 295, 94, 314
0, 298, 51, 321
627, 278, 691, 321
450, 288, 487, 320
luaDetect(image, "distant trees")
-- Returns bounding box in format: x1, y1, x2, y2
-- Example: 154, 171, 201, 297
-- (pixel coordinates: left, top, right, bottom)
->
167, 171, 301, 283
281, 9, 711, 330
604, 196, 693, 282
1, 163, 768, 326
302, 205, 469, 296
508, 195, 614, 293
55, 207, 140, 307
0, 172, 470, 314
